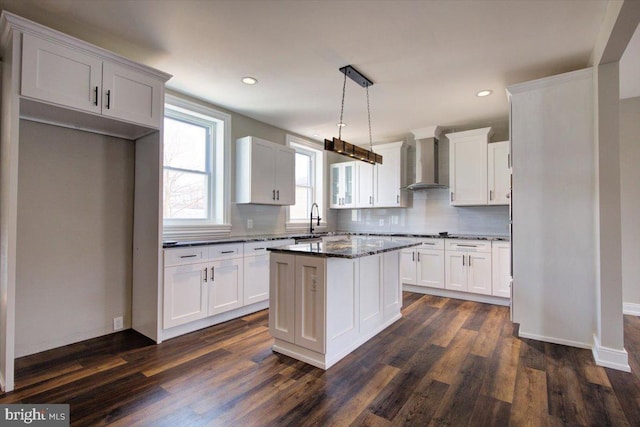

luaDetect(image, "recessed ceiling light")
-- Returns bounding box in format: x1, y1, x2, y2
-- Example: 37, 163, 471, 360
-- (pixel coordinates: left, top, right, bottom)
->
337, 122, 346, 128
312, 133, 321, 138
476, 90, 493, 97
242, 76, 258, 85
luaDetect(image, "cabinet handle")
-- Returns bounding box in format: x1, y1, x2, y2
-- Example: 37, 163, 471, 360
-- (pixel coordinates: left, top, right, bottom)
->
451, 192, 454, 202
106, 90, 111, 109
422, 242, 435, 246
211, 267, 214, 281
204, 267, 208, 282
457, 244, 477, 248
180, 254, 197, 258
490, 190, 493, 201
506, 193, 511, 199
417, 252, 420, 262
397, 195, 399, 204
272, 190, 276, 200
469, 256, 472, 267
254, 247, 265, 251
369, 196, 373, 205
412, 252, 415, 262
221, 250, 235, 254
462, 255, 465, 266
276, 190, 280, 200
93, 86, 99, 106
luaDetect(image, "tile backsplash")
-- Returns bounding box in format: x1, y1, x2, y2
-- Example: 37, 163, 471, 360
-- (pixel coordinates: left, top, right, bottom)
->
336, 188, 509, 236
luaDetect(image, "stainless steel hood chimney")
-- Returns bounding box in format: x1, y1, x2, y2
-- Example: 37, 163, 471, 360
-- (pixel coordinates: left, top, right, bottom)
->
406, 126, 448, 190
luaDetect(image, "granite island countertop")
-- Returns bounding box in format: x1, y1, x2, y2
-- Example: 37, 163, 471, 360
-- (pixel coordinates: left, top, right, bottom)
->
267, 236, 420, 259
163, 231, 509, 249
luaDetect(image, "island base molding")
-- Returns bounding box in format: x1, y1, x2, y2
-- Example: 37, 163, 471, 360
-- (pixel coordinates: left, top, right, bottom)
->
403, 285, 510, 307
272, 313, 401, 370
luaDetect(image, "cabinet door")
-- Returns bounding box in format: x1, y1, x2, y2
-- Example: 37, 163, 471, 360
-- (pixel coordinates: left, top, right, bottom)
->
208, 258, 243, 315
416, 249, 445, 289
492, 243, 511, 298
445, 251, 467, 292
163, 264, 208, 328
399, 249, 416, 285
21, 33, 102, 114
295, 256, 326, 353
102, 61, 163, 128
330, 164, 342, 208
450, 135, 488, 205
375, 146, 401, 207
467, 252, 492, 295
274, 146, 295, 205
355, 162, 374, 207
251, 140, 277, 204
269, 253, 295, 343
342, 163, 356, 208
488, 141, 511, 205
244, 253, 270, 305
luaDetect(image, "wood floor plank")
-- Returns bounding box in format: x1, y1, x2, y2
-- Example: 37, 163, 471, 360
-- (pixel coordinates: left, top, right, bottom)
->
1, 292, 639, 426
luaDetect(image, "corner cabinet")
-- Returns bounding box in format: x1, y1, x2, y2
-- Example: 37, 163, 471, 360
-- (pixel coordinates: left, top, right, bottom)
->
329, 141, 409, 209
447, 127, 494, 206
236, 136, 295, 205
400, 239, 445, 289
21, 33, 163, 128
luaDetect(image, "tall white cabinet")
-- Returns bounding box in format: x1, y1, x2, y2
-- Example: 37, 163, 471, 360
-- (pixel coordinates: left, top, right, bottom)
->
447, 128, 494, 206
0, 12, 171, 392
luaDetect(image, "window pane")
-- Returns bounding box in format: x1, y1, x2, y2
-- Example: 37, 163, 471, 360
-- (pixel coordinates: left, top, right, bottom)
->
295, 152, 311, 186
163, 170, 208, 219
164, 116, 208, 172
290, 186, 311, 220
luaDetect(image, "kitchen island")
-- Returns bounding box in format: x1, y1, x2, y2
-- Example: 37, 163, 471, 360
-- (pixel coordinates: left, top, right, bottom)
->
267, 236, 420, 369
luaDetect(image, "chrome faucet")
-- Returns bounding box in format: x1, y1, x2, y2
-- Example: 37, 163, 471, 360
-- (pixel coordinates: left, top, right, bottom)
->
310, 203, 321, 234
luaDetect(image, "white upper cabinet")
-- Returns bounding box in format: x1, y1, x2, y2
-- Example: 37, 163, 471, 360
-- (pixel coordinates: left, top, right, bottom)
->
448, 127, 494, 206
236, 136, 295, 205
374, 142, 409, 207
355, 162, 374, 208
488, 141, 511, 205
330, 162, 356, 209
21, 33, 164, 129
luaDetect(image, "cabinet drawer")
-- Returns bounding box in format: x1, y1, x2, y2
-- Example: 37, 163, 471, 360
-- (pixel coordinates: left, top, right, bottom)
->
445, 239, 491, 253
209, 243, 243, 260
244, 239, 294, 256
164, 247, 207, 267
416, 238, 444, 250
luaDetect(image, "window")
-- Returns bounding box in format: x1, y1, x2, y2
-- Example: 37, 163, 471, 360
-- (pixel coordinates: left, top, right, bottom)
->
163, 94, 231, 238
287, 135, 325, 230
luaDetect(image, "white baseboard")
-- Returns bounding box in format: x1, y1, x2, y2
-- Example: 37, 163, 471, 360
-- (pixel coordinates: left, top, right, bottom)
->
623, 302, 640, 316
592, 334, 630, 372
403, 285, 510, 307
517, 330, 592, 349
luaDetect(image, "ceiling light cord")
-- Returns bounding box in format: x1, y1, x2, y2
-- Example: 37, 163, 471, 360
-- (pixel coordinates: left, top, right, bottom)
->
339, 71, 347, 140
366, 84, 372, 152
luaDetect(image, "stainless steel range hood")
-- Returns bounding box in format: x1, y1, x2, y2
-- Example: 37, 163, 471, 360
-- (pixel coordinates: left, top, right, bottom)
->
405, 126, 448, 190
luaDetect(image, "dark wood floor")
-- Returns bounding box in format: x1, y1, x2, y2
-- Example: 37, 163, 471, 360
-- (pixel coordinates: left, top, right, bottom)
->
2, 292, 639, 426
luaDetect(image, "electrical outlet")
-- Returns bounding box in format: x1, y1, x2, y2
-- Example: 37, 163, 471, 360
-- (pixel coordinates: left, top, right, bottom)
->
379, 219, 384, 226
113, 316, 123, 331
247, 219, 253, 229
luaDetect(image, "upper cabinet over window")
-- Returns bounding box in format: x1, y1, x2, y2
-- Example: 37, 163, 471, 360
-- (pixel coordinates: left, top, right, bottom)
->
236, 136, 295, 205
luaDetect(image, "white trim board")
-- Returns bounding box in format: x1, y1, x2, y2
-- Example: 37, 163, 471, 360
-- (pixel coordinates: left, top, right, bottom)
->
623, 302, 640, 316
592, 334, 631, 372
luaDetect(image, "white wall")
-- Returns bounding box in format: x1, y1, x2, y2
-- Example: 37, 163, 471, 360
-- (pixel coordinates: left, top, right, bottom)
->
15, 121, 134, 357
620, 96, 640, 312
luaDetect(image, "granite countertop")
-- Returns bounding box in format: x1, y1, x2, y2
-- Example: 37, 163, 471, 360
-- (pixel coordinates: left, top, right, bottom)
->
267, 236, 421, 259
163, 231, 509, 248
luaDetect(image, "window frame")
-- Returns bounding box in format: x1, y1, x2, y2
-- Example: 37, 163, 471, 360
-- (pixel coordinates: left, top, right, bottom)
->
286, 135, 326, 232
163, 93, 232, 239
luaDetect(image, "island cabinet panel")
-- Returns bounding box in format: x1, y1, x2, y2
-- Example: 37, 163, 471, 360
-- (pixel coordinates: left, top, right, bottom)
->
359, 254, 384, 335
326, 259, 358, 354
295, 257, 326, 354
382, 251, 402, 320
269, 253, 295, 343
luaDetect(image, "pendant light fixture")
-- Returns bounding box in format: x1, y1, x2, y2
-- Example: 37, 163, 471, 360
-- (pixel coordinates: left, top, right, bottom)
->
324, 65, 382, 165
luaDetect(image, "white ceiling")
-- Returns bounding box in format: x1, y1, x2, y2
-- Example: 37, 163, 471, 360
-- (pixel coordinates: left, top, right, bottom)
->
0, 0, 620, 143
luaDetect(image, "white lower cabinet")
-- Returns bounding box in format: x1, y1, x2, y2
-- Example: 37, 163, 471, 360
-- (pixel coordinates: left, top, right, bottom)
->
444, 240, 492, 295
163, 263, 208, 329
243, 239, 295, 306
492, 242, 511, 298
208, 257, 243, 316
400, 239, 445, 289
